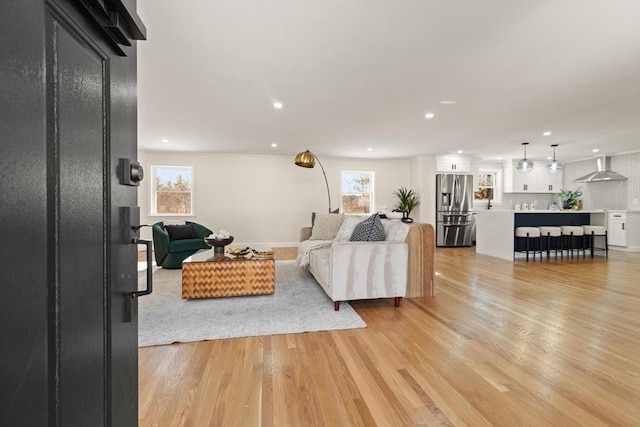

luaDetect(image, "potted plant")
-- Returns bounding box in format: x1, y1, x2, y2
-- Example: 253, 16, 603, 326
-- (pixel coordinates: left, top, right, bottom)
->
557, 187, 583, 210
393, 187, 420, 216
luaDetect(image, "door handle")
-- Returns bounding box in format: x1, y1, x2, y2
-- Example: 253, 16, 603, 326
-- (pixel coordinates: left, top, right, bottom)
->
131, 238, 153, 298
122, 205, 152, 322
125, 238, 152, 323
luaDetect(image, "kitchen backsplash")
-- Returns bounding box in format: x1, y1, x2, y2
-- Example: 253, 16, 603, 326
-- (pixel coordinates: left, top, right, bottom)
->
501, 194, 556, 210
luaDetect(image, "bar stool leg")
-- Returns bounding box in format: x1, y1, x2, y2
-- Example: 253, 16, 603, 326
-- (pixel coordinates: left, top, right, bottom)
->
590, 232, 595, 258
570, 232, 575, 259
525, 233, 530, 262
605, 232, 608, 258
545, 232, 551, 260
538, 236, 542, 261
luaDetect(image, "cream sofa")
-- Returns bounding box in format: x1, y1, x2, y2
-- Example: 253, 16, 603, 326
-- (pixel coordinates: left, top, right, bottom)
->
298, 216, 435, 310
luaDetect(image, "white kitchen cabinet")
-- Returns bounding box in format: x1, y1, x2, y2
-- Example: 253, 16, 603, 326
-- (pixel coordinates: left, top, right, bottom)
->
544, 170, 563, 193
608, 212, 640, 251
436, 156, 471, 173
510, 165, 537, 192
503, 160, 564, 193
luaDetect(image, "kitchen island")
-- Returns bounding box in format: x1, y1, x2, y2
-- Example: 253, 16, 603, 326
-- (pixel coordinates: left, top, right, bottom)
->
476, 210, 608, 260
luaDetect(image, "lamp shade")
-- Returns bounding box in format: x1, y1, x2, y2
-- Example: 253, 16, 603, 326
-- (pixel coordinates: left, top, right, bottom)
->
516, 142, 534, 173
294, 150, 315, 168
544, 144, 563, 174
516, 158, 534, 173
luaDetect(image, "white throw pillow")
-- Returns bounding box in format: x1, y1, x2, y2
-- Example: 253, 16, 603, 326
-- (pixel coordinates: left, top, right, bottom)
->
334, 215, 368, 242
309, 213, 345, 240
382, 219, 411, 241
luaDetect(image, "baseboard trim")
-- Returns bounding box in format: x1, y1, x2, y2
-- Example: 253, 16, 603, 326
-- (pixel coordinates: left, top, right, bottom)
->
233, 241, 300, 249
609, 245, 640, 252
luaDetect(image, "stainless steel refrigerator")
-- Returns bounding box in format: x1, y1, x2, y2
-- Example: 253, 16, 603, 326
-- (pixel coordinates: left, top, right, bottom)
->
436, 174, 475, 247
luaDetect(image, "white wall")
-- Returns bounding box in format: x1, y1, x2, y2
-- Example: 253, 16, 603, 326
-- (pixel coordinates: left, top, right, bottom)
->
138, 151, 427, 245
410, 156, 436, 225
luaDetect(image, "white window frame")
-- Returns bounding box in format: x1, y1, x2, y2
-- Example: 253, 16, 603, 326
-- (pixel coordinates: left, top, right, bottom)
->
150, 165, 195, 216
340, 170, 375, 214
475, 168, 502, 207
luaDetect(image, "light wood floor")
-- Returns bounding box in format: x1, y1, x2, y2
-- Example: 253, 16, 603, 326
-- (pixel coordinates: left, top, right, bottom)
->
138, 247, 640, 426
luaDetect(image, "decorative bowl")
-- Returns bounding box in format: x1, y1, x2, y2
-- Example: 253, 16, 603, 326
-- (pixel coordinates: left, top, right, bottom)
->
205, 236, 234, 258
204, 236, 234, 247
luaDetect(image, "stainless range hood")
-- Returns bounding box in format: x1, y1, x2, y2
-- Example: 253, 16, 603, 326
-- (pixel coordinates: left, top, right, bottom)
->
573, 156, 627, 183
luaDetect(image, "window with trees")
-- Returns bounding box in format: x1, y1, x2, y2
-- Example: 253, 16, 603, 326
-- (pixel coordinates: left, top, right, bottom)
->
474, 169, 502, 205
150, 165, 194, 215
341, 171, 374, 214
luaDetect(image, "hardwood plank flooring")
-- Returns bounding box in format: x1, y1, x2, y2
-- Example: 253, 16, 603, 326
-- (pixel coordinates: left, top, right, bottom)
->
138, 247, 640, 426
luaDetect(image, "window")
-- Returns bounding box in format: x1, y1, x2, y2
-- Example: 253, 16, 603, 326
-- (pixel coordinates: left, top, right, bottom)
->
474, 169, 502, 205
341, 171, 374, 214
150, 165, 194, 216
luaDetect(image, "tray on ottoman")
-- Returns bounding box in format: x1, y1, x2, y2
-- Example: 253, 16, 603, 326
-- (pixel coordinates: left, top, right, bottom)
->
182, 250, 275, 299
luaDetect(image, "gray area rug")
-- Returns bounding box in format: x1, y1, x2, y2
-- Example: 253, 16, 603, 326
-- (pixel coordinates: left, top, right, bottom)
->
138, 260, 366, 347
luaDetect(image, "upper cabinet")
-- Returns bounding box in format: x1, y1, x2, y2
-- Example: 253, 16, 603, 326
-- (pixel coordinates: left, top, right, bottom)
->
503, 160, 563, 193
436, 155, 471, 173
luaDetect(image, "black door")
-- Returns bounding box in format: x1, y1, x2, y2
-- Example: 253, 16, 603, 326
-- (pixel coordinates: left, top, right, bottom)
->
0, 1, 146, 425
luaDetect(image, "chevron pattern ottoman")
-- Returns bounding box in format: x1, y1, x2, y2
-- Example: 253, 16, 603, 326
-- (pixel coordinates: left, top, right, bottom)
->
181, 251, 275, 299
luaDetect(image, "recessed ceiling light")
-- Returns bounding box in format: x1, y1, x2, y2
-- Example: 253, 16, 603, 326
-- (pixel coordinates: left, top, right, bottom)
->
367, 147, 373, 152
271, 143, 278, 148
440, 100, 458, 105
547, 156, 553, 160
273, 102, 283, 109
543, 131, 552, 136
592, 148, 600, 153
457, 150, 463, 154
497, 157, 503, 160
424, 112, 435, 119
161, 138, 169, 143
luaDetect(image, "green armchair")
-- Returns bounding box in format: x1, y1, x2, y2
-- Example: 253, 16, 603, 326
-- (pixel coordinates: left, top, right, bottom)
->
152, 221, 213, 269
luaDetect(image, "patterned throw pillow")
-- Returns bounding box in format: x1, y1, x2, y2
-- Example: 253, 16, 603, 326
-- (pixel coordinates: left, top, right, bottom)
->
350, 213, 386, 242
309, 213, 345, 240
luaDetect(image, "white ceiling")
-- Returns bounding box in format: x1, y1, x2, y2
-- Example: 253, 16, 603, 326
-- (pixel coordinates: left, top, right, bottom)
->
137, 1, 640, 163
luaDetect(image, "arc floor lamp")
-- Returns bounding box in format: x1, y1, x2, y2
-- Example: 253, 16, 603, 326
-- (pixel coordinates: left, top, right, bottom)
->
294, 150, 332, 213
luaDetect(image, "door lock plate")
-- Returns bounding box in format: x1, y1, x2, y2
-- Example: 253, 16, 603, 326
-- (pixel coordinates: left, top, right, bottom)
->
120, 158, 144, 186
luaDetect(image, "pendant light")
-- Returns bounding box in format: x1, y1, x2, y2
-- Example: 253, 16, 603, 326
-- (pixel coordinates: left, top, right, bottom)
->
516, 142, 534, 173
545, 144, 563, 174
